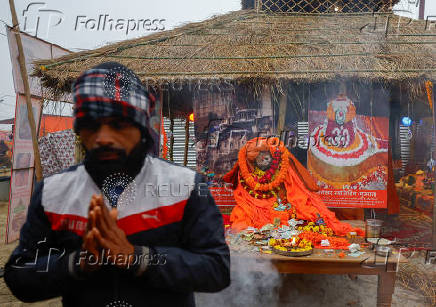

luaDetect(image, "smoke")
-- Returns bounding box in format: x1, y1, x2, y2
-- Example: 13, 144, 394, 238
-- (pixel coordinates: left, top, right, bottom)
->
195, 255, 282, 307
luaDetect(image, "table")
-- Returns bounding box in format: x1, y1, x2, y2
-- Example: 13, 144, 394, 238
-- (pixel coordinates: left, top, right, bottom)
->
230, 221, 408, 307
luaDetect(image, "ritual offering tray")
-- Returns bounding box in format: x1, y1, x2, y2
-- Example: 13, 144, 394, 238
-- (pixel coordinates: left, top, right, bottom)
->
228, 217, 361, 257
272, 245, 313, 257
269, 237, 313, 257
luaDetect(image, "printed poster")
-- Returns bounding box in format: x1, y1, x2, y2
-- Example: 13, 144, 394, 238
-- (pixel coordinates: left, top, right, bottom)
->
308, 88, 389, 208
193, 88, 274, 209
6, 95, 42, 242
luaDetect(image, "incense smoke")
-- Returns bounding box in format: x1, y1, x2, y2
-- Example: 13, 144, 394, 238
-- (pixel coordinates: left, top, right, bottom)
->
195, 255, 282, 307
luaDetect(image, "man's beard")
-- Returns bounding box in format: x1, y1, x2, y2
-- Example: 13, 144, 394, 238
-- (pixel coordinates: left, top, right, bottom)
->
84, 141, 148, 188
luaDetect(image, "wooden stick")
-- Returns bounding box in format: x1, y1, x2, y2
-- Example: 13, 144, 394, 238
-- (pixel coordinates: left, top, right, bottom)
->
432, 81, 436, 250
184, 117, 189, 166
169, 117, 174, 162
44, 68, 436, 76
93, 51, 410, 61
9, 0, 43, 182
134, 68, 436, 76
419, 0, 425, 20
277, 92, 287, 133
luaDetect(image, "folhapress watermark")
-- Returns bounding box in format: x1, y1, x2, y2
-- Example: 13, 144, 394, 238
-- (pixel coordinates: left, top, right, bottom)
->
425, 250, 436, 265
77, 249, 167, 268
21, 2, 166, 38
359, 8, 436, 36
75, 15, 166, 35
22, 2, 64, 39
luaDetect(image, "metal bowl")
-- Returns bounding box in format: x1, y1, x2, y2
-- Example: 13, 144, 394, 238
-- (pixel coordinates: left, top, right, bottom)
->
375, 245, 391, 257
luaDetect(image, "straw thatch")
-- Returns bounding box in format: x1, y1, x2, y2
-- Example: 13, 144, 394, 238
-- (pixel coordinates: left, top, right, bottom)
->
397, 256, 436, 306
34, 9, 436, 97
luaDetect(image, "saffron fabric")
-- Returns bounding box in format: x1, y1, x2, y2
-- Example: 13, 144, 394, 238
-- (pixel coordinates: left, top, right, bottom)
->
224, 137, 364, 236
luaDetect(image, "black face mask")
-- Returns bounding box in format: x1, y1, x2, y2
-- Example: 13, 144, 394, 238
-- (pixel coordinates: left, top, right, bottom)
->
84, 140, 148, 189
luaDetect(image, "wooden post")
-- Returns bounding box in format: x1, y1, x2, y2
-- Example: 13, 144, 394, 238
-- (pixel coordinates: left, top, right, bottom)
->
433, 168, 436, 250
261, 84, 274, 131
419, 0, 426, 20
277, 92, 287, 134
9, 0, 43, 182
169, 117, 174, 162
183, 116, 190, 166
432, 81, 436, 250
377, 267, 397, 307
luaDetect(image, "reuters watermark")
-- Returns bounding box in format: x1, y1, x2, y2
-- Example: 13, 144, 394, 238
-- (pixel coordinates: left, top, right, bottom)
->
144, 182, 218, 198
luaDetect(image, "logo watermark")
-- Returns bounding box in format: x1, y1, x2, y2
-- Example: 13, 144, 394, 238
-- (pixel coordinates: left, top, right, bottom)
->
22, 2, 63, 39
359, 8, 436, 35
21, 2, 166, 38
75, 15, 165, 35
144, 182, 214, 198
77, 249, 167, 268
147, 79, 236, 93
425, 250, 436, 264
10, 238, 167, 272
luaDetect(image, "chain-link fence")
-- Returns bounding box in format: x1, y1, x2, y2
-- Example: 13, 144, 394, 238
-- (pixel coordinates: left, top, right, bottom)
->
256, 0, 398, 13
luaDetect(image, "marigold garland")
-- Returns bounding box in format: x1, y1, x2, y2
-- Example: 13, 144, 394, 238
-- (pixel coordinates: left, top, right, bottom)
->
425, 81, 433, 110
298, 231, 350, 249
240, 178, 281, 199
238, 141, 291, 191
161, 120, 168, 160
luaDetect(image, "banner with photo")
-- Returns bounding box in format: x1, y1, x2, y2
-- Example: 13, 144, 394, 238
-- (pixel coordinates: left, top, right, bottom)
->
307, 85, 389, 208
6, 95, 42, 242
194, 89, 274, 177
193, 88, 274, 208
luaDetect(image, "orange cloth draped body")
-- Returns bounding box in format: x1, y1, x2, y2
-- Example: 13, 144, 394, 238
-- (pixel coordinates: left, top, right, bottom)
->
224, 137, 364, 237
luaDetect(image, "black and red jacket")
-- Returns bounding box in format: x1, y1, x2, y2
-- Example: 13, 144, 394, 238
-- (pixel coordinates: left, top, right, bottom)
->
4, 156, 230, 307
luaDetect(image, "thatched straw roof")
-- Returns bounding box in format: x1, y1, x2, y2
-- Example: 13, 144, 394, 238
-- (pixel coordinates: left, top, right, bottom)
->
34, 9, 436, 96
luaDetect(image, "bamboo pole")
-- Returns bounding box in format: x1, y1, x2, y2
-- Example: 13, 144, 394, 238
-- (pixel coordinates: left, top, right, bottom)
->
169, 117, 174, 162
95, 51, 414, 61
9, 0, 43, 182
43, 68, 436, 76
419, 0, 425, 20
136, 41, 436, 46
183, 117, 189, 166
133, 69, 436, 76
277, 92, 287, 133
432, 81, 436, 250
